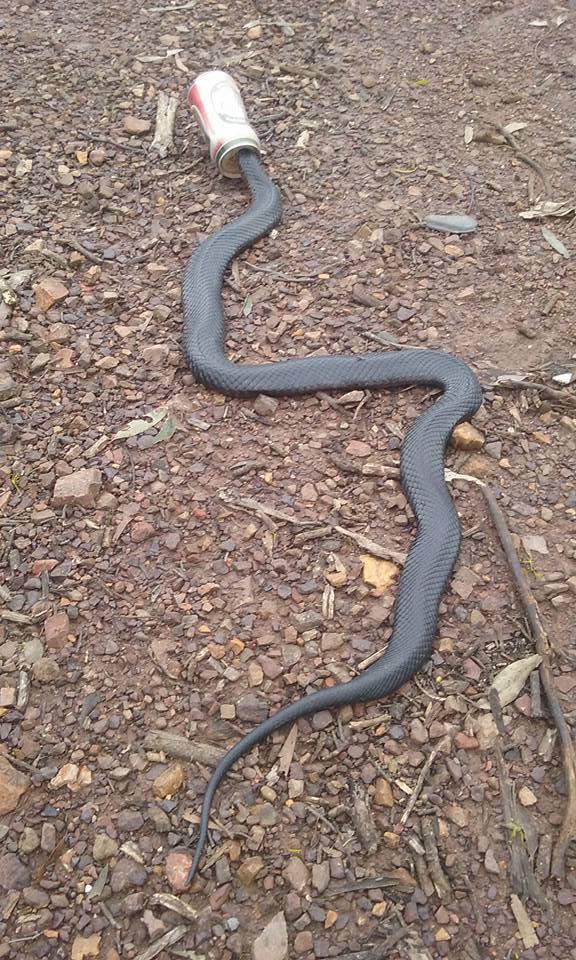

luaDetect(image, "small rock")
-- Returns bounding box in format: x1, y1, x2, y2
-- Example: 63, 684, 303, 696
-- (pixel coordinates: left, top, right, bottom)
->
131, 521, 155, 543
254, 394, 278, 417
284, 857, 309, 893
44, 611, 71, 651
361, 74, 378, 89
246, 24, 262, 39
52, 467, 102, 507
0, 687, 15, 707
123, 115, 151, 136
93, 834, 119, 862
236, 856, 265, 886
0, 372, 18, 401
0, 755, 30, 815
373, 777, 395, 807
89, 148, 107, 166
237, 694, 268, 723
153, 764, 185, 799
49, 762, 80, 789
294, 930, 314, 954
71, 933, 101, 960
32, 657, 60, 683
345, 439, 372, 458
110, 857, 147, 893
311, 710, 332, 731
0, 852, 30, 890
117, 809, 144, 832
312, 861, 330, 894
484, 847, 500, 875
19, 827, 40, 854
142, 343, 169, 365
518, 786, 538, 807
165, 850, 193, 893
41, 823, 57, 852
253, 910, 288, 960
34, 277, 68, 312
454, 732, 478, 750
22, 637, 44, 665
451, 422, 485, 451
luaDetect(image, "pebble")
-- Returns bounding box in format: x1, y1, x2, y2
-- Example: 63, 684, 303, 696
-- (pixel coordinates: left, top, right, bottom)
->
89, 148, 107, 166
518, 786, 538, 807
165, 851, 193, 892
484, 847, 501, 874
237, 694, 268, 723
254, 394, 279, 417
294, 930, 314, 953
0, 852, 30, 889
19, 827, 40, 854
373, 777, 395, 807
131, 520, 155, 543
117, 809, 144, 832
345, 439, 372, 457
110, 857, 147, 892
123, 115, 151, 135
284, 856, 309, 893
0, 755, 30, 815
41, 823, 57, 852
312, 861, 331, 893
236, 856, 265, 886
44, 611, 71, 650
311, 710, 333, 731
451, 422, 485, 451
52, 467, 102, 507
253, 910, 288, 960
34, 277, 68, 311
152, 764, 185, 799
32, 657, 60, 683
93, 834, 119, 861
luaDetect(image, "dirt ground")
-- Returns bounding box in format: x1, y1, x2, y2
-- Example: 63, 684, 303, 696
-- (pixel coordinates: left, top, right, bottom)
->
1, 1, 576, 958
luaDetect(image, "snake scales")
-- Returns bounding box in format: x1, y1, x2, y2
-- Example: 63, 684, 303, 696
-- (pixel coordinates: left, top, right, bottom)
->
181, 148, 483, 881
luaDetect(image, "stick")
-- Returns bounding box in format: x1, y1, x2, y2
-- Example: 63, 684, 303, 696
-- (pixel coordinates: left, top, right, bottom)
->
150, 92, 178, 159
494, 744, 544, 904
481, 485, 576, 877
490, 377, 575, 407
350, 783, 379, 854
490, 120, 550, 198
420, 815, 451, 900
61, 237, 104, 265
399, 745, 441, 825
143, 730, 225, 767
133, 926, 187, 960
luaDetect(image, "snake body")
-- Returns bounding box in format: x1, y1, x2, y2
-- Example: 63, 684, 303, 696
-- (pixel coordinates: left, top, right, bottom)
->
181, 149, 483, 882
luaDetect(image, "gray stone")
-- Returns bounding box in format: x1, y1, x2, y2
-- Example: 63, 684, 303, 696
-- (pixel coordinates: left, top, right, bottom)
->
19, 827, 40, 855
93, 834, 119, 862
253, 910, 288, 960
0, 853, 30, 890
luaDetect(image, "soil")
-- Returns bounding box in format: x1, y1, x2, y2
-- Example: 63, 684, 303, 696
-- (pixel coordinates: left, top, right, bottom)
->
1, 1, 575, 959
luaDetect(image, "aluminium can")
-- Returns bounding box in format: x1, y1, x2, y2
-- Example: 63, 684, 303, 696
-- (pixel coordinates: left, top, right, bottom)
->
188, 69, 261, 178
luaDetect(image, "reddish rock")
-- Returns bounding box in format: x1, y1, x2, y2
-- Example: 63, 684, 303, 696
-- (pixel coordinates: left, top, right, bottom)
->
131, 521, 155, 543
165, 851, 193, 893
123, 115, 151, 135
454, 732, 479, 750
0, 755, 30, 815
52, 468, 102, 507
345, 439, 372, 457
34, 277, 68, 311
44, 611, 71, 650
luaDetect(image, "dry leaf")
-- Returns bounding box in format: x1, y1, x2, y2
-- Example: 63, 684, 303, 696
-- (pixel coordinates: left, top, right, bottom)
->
114, 407, 167, 439
490, 654, 542, 707
519, 199, 575, 219
541, 226, 570, 259
464, 124, 474, 145
360, 555, 400, 595
510, 895, 539, 948
502, 121, 527, 135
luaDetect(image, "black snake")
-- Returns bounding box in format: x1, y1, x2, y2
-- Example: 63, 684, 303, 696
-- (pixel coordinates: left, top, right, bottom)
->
181, 148, 483, 882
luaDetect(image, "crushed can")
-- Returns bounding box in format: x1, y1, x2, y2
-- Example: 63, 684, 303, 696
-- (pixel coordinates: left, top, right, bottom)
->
188, 69, 262, 178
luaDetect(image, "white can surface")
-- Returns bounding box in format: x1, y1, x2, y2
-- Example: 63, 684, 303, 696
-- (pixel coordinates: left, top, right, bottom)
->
188, 70, 261, 178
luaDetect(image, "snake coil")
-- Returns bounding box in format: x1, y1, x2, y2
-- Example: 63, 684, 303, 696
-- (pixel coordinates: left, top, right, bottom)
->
181, 149, 483, 882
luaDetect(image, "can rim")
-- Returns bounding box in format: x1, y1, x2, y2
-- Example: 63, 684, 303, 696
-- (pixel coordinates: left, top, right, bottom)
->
216, 139, 262, 178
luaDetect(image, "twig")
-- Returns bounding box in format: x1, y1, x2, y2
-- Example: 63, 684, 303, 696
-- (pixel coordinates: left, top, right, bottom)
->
489, 376, 575, 407
150, 92, 178, 159
420, 815, 451, 900
60, 237, 104, 265
142, 729, 225, 767
133, 925, 187, 960
328, 930, 411, 960
77, 129, 144, 153
244, 261, 318, 283
481, 485, 576, 877
219, 490, 406, 562
494, 744, 544, 904
399, 745, 441, 825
